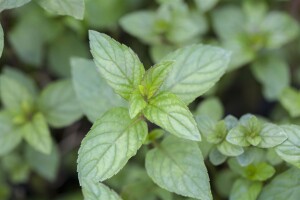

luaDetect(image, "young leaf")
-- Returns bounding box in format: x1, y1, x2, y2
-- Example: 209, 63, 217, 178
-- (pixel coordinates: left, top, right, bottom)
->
230, 179, 262, 200
20, 113, 52, 154
145, 136, 212, 200
37, 0, 85, 20
217, 141, 244, 157
275, 125, 300, 168
38, 80, 83, 128
82, 179, 122, 200
71, 58, 126, 122
279, 87, 300, 118
0, 111, 22, 156
258, 168, 300, 200
257, 123, 287, 148
244, 163, 275, 181
128, 90, 147, 119
0, 0, 30, 12
0, 75, 34, 112
194, 0, 218, 12
143, 92, 201, 141
141, 60, 173, 99
89, 31, 145, 100
160, 44, 231, 104
77, 107, 147, 184
25, 144, 59, 181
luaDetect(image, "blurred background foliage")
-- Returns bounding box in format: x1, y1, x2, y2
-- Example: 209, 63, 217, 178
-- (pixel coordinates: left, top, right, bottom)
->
0, 0, 300, 199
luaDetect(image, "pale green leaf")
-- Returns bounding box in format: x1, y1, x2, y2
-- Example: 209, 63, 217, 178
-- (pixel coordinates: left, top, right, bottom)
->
0, 0, 30, 12
0, 111, 22, 156
275, 125, 300, 168
82, 180, 122, 200
258, 168, 300, 200
120, 11, 159, 45
226, 126, 249, 147
89, 31, 145, 99
262, 12, 299, 49
0, 75, 33, 112
37, 0, 85, 20
146, 136, 212, 200
142, 61, 173, 99
25, 144, 59, 181
160, 44, 230, 104
279, 87, 300, 117
236, 148, 256, 167
77, 107, 147, 184
38, 80, 83, 128
257, 123, 287, 148
212, 6, 245, 40
128, 90, 147, 119
143, 92, 200, 141
209, 148, 227, 166
71, 58, 126, 122
217, 141, 244, 157
195, 97, 224, 121
244, 163, 275, 181
251, 56, 290, 101
3, 67, 38, 96
48, 33, 89, 77
195, 114, 217, 137
194, 0, 218, 12
230, 179, 262, 200
20, 113, 52, 154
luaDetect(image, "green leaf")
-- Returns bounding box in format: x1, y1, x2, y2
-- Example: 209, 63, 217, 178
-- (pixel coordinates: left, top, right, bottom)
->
0, 0, 30, 12
8, 5, 63, 66
128, 90, 147, 119
244, 163, 275, 181
0, 75, 34, 112
144, 92, 200, 141
209, 148, 227, 166
20, 113, 52, 154
262, 12, 299, 49
206, 120, 227, 144
77, 107, 147, 184
0, 111, 22, 156
38, 80, 83, 128
236, 148, 256, 166
227, 116, 262, 147
217, 140, 244, 157
0, 23, 3, 58
3, 67, 38, 96
257, 123, 287, 148
279, 87, 300, 117
258, 168, 300, 200
89, 31, 145, 99
48, 32, 89, 77
141, 61, 173, 99
120, 11, 159, 45
212, 6, 245, 40
145, 136, 212, 200
37, 0, 85, 20
251, 56, 290, 101
194, 0, 218, 12
25, 144, 59, 181
71, 58, 126, 122
230, 179, 262, 200
160, 44, 231, 104
195, 97, 224, 121
82, 180, 122, 200
275, 125, 300, 168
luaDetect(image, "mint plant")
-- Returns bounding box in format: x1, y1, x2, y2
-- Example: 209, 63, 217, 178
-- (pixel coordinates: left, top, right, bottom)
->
77, 30, 230, 199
